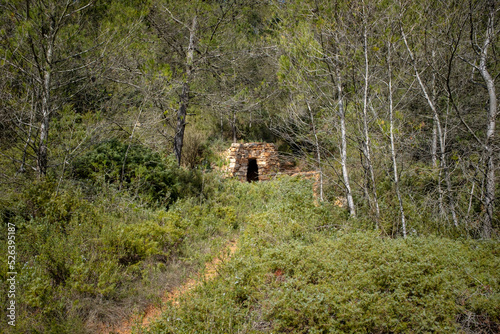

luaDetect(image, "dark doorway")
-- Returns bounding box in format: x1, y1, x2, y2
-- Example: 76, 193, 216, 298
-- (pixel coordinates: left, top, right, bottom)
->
247, 159, 259, 182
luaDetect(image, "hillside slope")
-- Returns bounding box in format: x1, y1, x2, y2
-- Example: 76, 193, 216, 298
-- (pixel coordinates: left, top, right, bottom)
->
141, 178, 499, 334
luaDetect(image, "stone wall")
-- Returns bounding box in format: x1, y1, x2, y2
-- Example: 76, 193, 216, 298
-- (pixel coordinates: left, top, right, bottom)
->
225, 142, 279, 181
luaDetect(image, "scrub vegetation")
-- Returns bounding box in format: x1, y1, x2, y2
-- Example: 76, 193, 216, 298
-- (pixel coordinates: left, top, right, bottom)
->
0, 0, 499, 333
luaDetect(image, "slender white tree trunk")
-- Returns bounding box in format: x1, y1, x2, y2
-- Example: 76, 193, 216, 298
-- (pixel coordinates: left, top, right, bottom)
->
37, 33, 54, 177
478, 5, 496, 238
335, 54, 356, 216
387, 43, 406, 238
20, 92, 35, 174
401, 27, 458, 227
232, 109, 237, 143
361, 9, 380, 223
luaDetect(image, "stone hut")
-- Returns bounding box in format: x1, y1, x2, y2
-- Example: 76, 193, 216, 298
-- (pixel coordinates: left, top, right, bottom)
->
225, 143, 279, 182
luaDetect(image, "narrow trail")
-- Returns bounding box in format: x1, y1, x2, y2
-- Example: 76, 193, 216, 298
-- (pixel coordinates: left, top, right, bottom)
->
98, 238, 238, 334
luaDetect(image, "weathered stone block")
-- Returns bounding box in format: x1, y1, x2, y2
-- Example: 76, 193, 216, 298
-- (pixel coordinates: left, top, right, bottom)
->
224, 142, 279, 182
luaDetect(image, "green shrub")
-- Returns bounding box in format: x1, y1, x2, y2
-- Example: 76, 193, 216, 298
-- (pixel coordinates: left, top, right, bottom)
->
71, 139, 202, 206
0, 177, 203, 333
143, 179, 499, 334
2, 173, 497, 334
102, 220, 184, 265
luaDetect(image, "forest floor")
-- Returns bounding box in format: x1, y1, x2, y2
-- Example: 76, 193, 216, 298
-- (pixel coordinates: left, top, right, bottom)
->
98, 238, 239, 334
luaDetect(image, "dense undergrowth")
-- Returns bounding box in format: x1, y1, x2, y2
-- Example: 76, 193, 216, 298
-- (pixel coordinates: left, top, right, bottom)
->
0, 150, 498, 333
1, 0, 499, 332
142, 177, 500, 334
0, 163, 247, 333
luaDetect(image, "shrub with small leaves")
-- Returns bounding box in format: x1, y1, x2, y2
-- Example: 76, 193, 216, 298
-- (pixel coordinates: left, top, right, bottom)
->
71, 139, 202, 206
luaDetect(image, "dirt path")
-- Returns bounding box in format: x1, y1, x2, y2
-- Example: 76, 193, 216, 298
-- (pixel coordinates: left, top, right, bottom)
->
98, 238, 238, 334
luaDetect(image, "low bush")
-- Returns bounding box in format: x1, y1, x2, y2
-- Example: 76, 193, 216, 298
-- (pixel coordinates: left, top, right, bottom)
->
144, 178, 499, 334
0, 173, 239, 333
71, 139, 202, 206
1, 174, 497, 334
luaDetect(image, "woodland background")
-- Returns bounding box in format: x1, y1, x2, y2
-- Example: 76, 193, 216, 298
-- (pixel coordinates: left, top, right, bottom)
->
0, 0, 499, 333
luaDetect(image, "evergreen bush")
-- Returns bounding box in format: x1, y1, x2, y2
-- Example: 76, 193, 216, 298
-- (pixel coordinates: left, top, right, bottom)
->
71, 139, 202, 206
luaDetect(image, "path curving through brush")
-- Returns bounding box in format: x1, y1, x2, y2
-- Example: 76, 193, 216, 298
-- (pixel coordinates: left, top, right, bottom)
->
98, 238, 238, 334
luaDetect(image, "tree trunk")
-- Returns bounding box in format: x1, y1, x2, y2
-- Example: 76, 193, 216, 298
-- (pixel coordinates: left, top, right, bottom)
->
20, 92, 35, 174
335, 54, 356, 216
431, 50, 439, 169
174, 82, 189, 165
315, 15, 355, 215
387, 43, 407, 238
174, 15, 197, 165
361, 9, 380, 223
37, 33, 54, 178
401, 27, 458, 227
478, 4, 496, 238
432, 121, 438, 167
232, 109, 237, 143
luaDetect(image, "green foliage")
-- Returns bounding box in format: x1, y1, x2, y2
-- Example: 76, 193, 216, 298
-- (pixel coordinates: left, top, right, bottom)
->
102, 219, 183, 266
0, 167, 302, 333
143, 178, 499, 334
1, 0, 500, 332
0, 172, 228, 333
71, 139, 202, 206
0, 168, 498, 333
